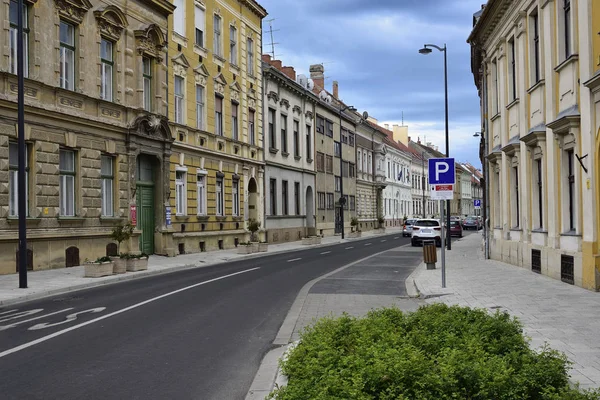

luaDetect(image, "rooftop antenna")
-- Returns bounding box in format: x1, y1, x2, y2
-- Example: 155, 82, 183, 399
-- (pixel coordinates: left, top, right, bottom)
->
264, 19, 280, 59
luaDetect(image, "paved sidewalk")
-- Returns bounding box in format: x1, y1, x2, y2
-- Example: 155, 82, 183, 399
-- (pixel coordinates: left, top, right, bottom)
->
411, 232, 600, 389
0, 228, 403, 307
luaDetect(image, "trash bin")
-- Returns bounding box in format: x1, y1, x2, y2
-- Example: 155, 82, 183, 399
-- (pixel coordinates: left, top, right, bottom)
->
423, 240, 437, 270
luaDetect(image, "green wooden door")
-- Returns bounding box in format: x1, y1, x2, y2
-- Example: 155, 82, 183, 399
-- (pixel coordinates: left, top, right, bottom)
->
137, 185, 155, 254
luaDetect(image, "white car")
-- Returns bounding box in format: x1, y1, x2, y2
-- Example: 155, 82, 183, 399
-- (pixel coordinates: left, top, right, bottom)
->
411, 219, 442, 247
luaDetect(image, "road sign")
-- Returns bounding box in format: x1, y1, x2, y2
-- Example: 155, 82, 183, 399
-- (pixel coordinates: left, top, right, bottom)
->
428, 158, 455, 185
474, 199, 481, 209
431, 184, 454, 200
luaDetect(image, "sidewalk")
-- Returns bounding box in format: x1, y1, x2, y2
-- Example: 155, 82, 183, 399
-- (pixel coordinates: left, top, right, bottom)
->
411, 232, 600, 389
0, 228, 403, 307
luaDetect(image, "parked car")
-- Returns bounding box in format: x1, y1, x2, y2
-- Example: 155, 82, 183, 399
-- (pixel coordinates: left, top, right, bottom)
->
449, 220, 463, 238
411, 219, 442, 247
462, 217, 480, 230
402, 219, 418, 237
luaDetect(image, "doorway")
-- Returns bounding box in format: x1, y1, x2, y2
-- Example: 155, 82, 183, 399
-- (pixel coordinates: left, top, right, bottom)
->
137, 155, 156, 254
335, 206, 342, 234
306, 186, 315, 235
248, 177, 258, 221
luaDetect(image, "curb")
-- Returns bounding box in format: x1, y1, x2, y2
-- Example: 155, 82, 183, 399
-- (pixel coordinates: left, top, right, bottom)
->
0, 231, 404, 308
244, 245, 409, 399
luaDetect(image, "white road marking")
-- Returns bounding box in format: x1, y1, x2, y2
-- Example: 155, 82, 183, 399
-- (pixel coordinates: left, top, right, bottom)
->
287, 258, 302, 262
381, 240, 387, 242
0, 309, 43, 324
0, 310, 20, 316
394, 237, 399, 239
0, 267, 260, 359
345, 246, 354, 249
29, 308, 106, 331
0, 308, 73, 332
364, 243, 372, 246
320, 251, 331, 255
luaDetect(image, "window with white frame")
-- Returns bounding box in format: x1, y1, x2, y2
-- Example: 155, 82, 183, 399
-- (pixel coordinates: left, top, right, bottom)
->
231, 101, 239, 140
100, 38, 113, 101
8, 142, 29, 217
175, 170, 187, 216
492, 59, 499, 114
268, 108, 276, 149
213, 14, 222, 57
215, 95, 223, 135
247, 38, 254, 76
229, 25, 237, 65
270, 179, 277, 215
368, 153, 372, 174
196, 85, 204, 129
101, 155, 114, 217
232, 179, 239, 216
9, 0, 29, 77
174, 75, 184, 124
306, 124, 312, 160
216, 176, 224, 215
174, 0, 185, 36
143, 57, 152, 111
196, 173, 206, 216
195, 5, 205, 47
281, 114, 288, 154
59, 21, 75, 90
357, 151, 361, 172
59, 149, 75, 216
293, 120, 300, 157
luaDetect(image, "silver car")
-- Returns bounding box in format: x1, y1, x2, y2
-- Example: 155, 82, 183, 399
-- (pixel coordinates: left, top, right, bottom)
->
402, 219, 418, 237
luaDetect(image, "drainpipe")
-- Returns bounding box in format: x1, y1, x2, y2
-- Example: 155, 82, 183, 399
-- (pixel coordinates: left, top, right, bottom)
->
481, 58, 490, 259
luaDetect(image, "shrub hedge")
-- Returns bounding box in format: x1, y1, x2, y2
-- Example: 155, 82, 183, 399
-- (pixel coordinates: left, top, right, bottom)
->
268, 304, 600, 400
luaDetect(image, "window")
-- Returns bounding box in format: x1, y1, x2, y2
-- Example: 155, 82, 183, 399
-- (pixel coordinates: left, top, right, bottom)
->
216, 176, 224, 216
267, 108, 276, 149
334, 176, 341, 192
513, 166, 519, 227
293, 120, 300, 157
316, 116, 325, 134
229, 26, 237, 65
9, 0, 29, 77
343, 195, 349, 210
567, 150, 575, 231
342, 161, 349, 178
531, 12, 540, 83
143, 57, 152, 111
282, 180, 289, 215
317, 192, 326, 209
294, 182, 300, 215
100, 39, 113, 101
316, 152, 325, 172
348, 132, 355, 147
325, 155, 333, 173
197, 173, 206, 216
306, 125, 312, 160
213, 15, 222, 57
325, 120, 333, 137
349, 196, 355, 211
349, 163, 355, 178
232, 179, 239, 216
492, 59, 499, 114
8, 142, 29, 217
357, 152, 361, 172
509, 38, 516, 101
231, 102, 239, 140
215, 95, 223, 135
195, 5, 205, 47
535, 158, 543, 229
175, 170, 187, 216
368, 154, 372, 174
196, 85, 204, 129
101, 155, 114, 217
174, 76, 184, 124
341, 129, 348, 144
59, 150, 75, 216
270, 178, 277, 215
59, 21, 75, 90
247, 38, 254, 76
281, 115, 288, 154
249, 109, 256, 145
334, 141, 341, 157
174, 0, 185, 35
563, 0, 571, 59
326, 193, 334, 209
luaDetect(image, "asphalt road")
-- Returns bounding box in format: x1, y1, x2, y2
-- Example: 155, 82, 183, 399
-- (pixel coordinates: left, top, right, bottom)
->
0, 233, 417, 400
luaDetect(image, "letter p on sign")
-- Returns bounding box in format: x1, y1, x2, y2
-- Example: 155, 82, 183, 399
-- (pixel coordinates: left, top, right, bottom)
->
435, 162, 449, 181
428, 158, 455, 185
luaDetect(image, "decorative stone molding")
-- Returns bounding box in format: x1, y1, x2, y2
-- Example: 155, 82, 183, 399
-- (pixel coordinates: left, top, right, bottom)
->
496, 40, 506, 59
129, 114, 173, 142
134, 24, 167, 61
194, 64, 209, 86
172, 53, 190, 77
214, 73, 227, 95
280, 98, 290, 110
305, 110, 313, 121
514, 11, 527, 38
230, 81, 241, 102
94, 5, 128, 41
292, 105, 302, 115
248, 98, 256, 108
267, 91, 279, 103
54, 0, 92, 25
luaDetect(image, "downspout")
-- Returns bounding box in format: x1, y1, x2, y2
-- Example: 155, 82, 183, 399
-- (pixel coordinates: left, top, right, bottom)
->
481, 56, 490, 259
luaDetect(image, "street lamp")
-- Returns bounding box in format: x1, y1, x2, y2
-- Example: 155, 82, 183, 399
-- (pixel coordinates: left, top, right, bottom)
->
338, 104, 356, 239
419, 43, 451, 250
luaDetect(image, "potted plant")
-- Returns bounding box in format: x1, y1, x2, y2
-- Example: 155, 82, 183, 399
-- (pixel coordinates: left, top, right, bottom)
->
376, 215, 386, 233
84, 256, 114, 278
110, 223, 135, 274
348, 217, 361, 238
247, 218, 261, 252
258, 241, 268, 252
237, 242, 254, 254
126, 253, 149, 272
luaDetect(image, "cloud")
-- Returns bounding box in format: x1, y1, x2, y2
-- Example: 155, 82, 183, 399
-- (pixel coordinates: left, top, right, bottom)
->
259, 0, 483, 167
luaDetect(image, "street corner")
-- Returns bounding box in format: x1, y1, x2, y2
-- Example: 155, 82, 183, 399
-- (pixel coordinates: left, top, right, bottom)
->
245, 342, 297, 400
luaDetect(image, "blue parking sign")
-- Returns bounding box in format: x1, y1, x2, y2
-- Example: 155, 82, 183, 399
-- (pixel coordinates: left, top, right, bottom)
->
428, 158, 455, 185
474, 199, 481, 209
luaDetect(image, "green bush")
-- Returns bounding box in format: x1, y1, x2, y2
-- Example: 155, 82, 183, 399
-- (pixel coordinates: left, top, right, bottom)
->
268, 304, 600, 400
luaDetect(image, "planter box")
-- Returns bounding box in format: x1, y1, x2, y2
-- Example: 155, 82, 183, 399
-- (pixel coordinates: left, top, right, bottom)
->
348, 231, 362, 238
250, 242, 260, 253
238, 245, 254, 254
113, 258, 128, 274
84, 262, 113, 278
127, 257, 148, 272
302, 237, 321, 245
374, 228, 386, 234
258, 243, 268, 252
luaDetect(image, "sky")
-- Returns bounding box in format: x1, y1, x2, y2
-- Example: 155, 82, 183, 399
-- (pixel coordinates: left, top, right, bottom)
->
258, 0, 484, 169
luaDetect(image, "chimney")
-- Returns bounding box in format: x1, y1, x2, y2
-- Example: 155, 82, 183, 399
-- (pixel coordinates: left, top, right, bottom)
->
309, 64, 324, 92
333, 81, 339, 99
262, 54, 271, 63
282, 66, 296, 81
408, 136, 411, 142
271, 59, 282, 70
384, 124, 389, 130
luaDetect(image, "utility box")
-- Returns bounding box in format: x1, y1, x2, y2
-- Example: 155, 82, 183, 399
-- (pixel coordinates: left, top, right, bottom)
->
423, 240, 437, 270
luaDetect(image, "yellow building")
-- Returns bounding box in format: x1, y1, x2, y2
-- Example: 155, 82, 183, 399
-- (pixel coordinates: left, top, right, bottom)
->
167, 0, 267, 254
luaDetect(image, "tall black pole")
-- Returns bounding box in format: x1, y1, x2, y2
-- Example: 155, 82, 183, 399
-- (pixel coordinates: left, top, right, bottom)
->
421, 152, 425, 218
338, 109, 344, 239
17, 0, 27, 288
444, 44, 451, 251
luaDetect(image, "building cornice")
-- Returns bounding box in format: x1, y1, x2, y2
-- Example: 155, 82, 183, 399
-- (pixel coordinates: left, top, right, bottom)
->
140, 0, 176, 16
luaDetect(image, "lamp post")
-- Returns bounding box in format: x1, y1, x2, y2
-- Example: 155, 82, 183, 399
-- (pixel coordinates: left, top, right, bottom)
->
419, 43, 451, 250
16, 0, 27, 288
338, 104, 356, 239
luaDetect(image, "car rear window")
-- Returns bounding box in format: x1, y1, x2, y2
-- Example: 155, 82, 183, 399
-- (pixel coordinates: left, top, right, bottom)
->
466, 218, 476, 222
416, 220, 440, 227
405, 220, 416, 225
450, 221, 460, 226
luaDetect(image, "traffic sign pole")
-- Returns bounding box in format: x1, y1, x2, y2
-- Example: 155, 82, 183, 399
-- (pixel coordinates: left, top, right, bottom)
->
440, 200, 446, 288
